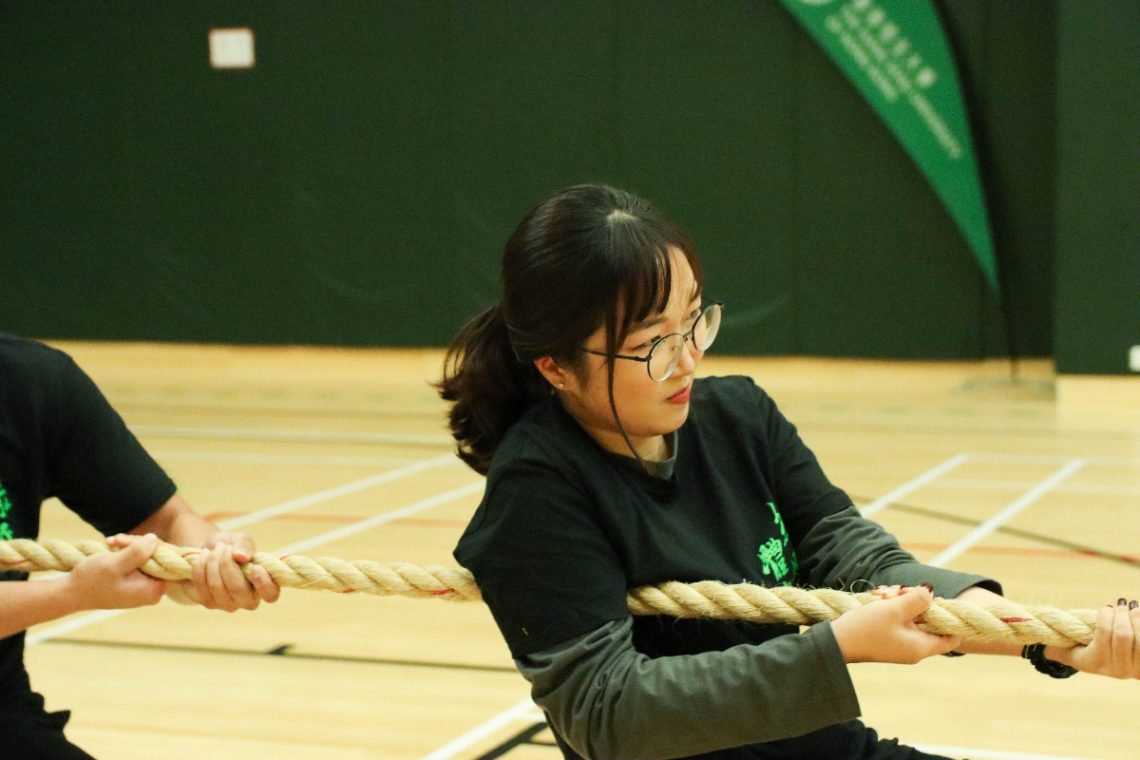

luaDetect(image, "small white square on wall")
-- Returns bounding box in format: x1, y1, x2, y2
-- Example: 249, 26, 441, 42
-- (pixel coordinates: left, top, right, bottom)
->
209, 28, 255, 69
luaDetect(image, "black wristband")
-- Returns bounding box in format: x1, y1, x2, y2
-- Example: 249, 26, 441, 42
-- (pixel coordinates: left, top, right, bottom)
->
1021, 643, 1077, 678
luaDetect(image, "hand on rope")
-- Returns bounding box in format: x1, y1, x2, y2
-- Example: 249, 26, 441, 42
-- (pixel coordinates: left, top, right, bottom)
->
108, 531, 279, 611
829, 584, 963, 664
1038, 598, 1140, 679
63, 533, 167, 611
0, 538, 1101, 648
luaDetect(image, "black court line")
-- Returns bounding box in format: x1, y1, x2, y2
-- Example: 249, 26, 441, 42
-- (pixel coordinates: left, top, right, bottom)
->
45, 637, 516, 674
859, 497, 1140, 569
472, 720, 558, 759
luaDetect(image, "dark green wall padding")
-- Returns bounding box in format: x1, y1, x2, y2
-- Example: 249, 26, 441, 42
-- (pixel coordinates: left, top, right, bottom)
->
1052, 2, 1139, 375
1, 2, 1134, 372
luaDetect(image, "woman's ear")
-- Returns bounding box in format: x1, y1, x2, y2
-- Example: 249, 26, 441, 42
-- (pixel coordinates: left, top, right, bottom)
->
533, 355, 570, 391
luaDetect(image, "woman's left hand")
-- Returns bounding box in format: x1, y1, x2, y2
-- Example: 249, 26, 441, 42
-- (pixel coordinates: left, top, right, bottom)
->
110, 531, 280, 611
1047, 599, 1139, 679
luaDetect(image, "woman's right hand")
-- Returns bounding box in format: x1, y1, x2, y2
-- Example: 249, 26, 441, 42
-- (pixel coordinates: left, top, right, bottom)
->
831, 585, 961, 664
1043, 599, 1139, 679
65, 533, 168, 611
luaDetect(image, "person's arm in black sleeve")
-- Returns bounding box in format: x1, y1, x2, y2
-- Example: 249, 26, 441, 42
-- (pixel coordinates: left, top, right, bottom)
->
518, 617, 859, 760
46, 352, 279, 610
752, 382, 1000, 600
796, 505, 1001, 599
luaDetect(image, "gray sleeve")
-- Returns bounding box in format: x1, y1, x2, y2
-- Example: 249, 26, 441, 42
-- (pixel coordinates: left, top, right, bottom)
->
795, 505, 1003, 598
516, 617, 860, 760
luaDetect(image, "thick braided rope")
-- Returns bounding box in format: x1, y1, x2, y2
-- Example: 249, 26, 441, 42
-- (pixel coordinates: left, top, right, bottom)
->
2, 539, 1097, 647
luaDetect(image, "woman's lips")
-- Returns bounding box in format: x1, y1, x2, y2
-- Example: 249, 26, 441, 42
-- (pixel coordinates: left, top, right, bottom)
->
667, 385, 691, 403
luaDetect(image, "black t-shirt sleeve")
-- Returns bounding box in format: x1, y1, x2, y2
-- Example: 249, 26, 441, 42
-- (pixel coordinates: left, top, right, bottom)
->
750, 381, 853, 544
455, 456, 630, 658
44, 355, 175, 536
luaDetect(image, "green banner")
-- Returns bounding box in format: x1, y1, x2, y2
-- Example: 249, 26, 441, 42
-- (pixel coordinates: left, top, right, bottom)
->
781, 0, 999, 293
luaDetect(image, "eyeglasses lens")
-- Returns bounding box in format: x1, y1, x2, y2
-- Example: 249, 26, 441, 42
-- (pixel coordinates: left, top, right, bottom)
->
647, 305, 722, 382
696, 305, 721, 351
648, 335, 684, 381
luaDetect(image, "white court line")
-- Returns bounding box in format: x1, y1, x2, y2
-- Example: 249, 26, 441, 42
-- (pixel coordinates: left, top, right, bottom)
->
933, 477, 1140, 498
270, 481, 484, 557
26, 454, 467, 645
134, 424, 451, 447
149, 450, 431, 467
859, 454, 970, 517
969, 452, 1138, 468
895, 458, 1096, 759
927, 458, 1086, 568
25, 609, 125, 646
217, 454, 459, 531
419, 698, 540, 760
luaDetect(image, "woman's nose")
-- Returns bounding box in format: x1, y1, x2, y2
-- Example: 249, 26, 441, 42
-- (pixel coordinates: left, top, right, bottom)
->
676, 335, 701, 375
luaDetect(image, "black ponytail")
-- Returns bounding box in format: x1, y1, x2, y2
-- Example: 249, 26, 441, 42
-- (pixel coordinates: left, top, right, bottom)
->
437, 304, 548, 475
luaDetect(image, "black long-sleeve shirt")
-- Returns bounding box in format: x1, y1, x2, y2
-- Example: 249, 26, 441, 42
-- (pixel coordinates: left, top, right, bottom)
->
456, 375, 997, 759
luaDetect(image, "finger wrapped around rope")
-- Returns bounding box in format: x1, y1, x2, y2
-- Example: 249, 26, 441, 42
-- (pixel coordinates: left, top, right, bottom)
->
1, 539, 1097, 647
0, 539, 483, 600
626, 581, 1097, 647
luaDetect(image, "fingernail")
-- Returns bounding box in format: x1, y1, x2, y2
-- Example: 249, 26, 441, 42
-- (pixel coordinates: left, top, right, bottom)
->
1118, 597, 1128, 606
919, 582, 934, 593
1130, 601, 1138, 610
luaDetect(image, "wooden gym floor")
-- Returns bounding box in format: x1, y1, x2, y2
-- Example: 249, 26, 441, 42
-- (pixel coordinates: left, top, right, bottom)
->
24, 341, 1140, 759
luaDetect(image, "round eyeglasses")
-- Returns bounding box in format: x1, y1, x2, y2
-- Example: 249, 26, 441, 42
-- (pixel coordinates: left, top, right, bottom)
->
579, 302, 723, 382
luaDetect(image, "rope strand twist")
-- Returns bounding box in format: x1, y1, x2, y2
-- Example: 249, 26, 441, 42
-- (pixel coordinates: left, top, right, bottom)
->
1, 539, 1097, 647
